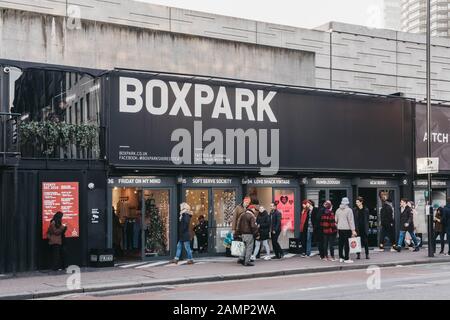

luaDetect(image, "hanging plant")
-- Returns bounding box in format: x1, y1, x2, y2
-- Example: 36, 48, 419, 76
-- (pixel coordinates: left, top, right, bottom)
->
18, 121, 98, 156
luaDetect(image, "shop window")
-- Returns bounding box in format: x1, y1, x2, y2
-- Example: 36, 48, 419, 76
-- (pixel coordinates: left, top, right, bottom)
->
143, 189, 170, 257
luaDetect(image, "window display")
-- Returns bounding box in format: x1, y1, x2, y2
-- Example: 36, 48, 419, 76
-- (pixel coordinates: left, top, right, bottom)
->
143, 189, 170, 257
185, 189, 209, 253
213, 189, 236, 253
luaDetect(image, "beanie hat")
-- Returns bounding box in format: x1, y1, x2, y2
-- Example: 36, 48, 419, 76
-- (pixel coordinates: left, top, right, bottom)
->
341, 197, 350, 205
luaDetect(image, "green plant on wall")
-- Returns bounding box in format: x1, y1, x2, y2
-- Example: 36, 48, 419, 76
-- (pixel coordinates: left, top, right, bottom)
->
18, 121, 98, 156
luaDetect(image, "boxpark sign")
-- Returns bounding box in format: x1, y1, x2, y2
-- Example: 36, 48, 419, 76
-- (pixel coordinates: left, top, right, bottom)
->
107, 71, 412, 174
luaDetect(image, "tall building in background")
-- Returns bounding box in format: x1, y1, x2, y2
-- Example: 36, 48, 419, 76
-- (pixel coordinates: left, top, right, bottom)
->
401, 0, 450, 37
384, 0, 402, 30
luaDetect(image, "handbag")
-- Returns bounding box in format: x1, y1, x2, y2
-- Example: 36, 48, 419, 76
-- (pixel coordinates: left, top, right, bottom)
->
231, 240, 245, 257
349, 236, 362, 254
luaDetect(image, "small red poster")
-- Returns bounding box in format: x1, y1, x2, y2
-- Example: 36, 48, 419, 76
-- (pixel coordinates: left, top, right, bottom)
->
275, 192, 295, 232
42, 182, 79, 239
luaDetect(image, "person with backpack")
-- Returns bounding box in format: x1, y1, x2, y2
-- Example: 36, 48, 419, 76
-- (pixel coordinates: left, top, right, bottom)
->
320, 200, 337, 261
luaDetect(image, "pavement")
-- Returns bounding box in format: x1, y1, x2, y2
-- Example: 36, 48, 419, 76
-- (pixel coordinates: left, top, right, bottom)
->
1, 247, 450, 300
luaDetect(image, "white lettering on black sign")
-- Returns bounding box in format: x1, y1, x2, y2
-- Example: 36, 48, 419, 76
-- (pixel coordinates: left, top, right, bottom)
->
314, 179, 341, 185
192, 178, 233, 184
247, 178, 290, 185
369, 181, 387, 185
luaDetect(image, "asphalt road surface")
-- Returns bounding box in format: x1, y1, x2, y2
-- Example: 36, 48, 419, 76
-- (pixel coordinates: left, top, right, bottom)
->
52, 262, 450, 300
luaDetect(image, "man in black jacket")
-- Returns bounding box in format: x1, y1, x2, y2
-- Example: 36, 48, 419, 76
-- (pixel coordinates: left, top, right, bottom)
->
270, 202, 283, 259
396, 199, 419, 252
310, 201, 323, 259
379, 192, 397, 252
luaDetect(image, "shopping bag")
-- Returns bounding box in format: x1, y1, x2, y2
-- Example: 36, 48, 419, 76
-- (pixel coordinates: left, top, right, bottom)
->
193, 235, 198, 250
231, 240, 245, 257
349, 237, 361, 254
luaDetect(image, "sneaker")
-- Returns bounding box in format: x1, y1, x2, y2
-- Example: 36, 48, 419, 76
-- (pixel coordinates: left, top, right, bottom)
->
445, 253, 450, 256
356, 253, 361, 260
250, 255, 256, 262
339, 258, 344, 263
390, 247, 398, 252
301, 254, 306, 258
413, 247, 420, 252
366, 255, 370, 260
171, 259, 179, 264
187, 260, 194, 265
330, 257, 337, 262
263, 256, 272, 261
344, 259, 354, 264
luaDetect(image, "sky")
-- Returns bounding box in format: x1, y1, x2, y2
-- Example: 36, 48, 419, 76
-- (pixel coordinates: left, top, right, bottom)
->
137, 0, 386, 29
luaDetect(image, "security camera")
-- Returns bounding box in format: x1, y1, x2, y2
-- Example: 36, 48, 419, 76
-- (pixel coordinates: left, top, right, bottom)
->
3, 67, 10, 74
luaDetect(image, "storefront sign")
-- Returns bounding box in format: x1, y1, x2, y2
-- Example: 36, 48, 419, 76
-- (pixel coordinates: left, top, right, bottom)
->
416, 104, 450, 171
191, 178, 233, 185
414, 180, 448, 187
245, 178, 292, 185
42, 182, 79, 239
108, 72, 411, 173
108, 176, 176, 187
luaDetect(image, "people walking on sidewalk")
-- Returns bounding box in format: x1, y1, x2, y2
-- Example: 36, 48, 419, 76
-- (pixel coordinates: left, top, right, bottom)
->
300, 200, 314, 257
335, 197, 357, 263
172, 202, 194, 264
379, 191, 397, 252
395, 199, 419, 252
270, 202, 284, 259
433, 207, 446, 254
320, 200, 337, 261
251, 206, 272, 261
47, 211, 67, 271
441, 198, 450, 256
354, 197, 370, 260
236, 202, 259, 266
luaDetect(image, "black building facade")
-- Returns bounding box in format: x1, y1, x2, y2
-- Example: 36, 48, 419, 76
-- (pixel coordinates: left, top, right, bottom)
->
1, 63, 449, 273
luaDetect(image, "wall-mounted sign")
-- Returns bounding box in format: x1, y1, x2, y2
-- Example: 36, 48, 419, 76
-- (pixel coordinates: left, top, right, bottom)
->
416, 157, 439, 174
42, 182, 79, 239
244, 178, 292, 185
91, 208, 100, 224
108, 71, 411, 173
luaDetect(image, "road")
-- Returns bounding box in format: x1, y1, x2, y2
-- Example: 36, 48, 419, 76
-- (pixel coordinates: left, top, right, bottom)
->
51, 262, 450, 300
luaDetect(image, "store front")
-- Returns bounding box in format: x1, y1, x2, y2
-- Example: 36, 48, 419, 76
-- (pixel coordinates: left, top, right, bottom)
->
244, 177, 300, 249
354, 178, 401, 246
413, 180, 449, 237
304, 178, 353, 212
107, 176, 177, 261
181, 177, 242, 255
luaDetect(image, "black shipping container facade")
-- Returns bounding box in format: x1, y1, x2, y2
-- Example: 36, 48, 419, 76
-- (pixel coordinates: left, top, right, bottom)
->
3, 66, 447, 273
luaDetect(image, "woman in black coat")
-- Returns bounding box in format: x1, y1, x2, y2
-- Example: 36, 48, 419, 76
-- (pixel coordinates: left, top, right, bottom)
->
172, 202, 194, 264
354, 197, 370, 259
251, 207, 272, 261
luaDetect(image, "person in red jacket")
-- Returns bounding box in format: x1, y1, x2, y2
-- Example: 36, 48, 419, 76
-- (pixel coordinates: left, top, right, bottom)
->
320, 201, 337, 261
